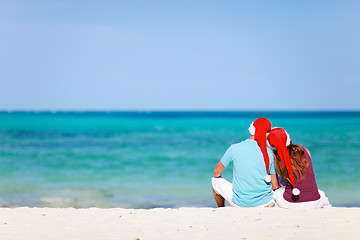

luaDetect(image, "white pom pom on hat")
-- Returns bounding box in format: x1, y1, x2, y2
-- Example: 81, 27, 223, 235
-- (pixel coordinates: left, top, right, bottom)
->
292, 188, 300, 196
264, 174, 271, 183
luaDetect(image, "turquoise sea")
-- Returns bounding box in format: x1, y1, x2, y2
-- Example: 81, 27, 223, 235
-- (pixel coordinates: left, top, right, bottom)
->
0, 111, 359, 208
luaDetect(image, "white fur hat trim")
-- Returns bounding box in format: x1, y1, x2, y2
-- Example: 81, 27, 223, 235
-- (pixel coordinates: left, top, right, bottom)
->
266, 132, 273, 149
266, 127, 291, 147
248, 122, 255, 136
285, 130, 291, 146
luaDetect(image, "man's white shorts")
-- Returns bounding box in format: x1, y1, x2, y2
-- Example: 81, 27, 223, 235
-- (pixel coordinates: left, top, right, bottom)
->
211, 177, 276, 208
211, 177, 237, 207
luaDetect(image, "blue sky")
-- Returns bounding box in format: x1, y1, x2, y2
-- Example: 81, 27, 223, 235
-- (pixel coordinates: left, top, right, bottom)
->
1, 0, 359, 111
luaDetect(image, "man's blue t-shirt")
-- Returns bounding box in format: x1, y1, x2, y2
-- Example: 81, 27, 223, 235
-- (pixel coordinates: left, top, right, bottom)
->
220, 139, 276, 207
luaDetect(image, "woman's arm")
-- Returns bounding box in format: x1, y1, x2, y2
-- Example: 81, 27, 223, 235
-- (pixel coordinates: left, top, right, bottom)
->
270, 174, 279, 191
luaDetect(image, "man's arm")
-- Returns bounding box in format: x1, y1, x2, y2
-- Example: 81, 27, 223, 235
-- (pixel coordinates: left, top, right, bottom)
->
214, 161, 226, 178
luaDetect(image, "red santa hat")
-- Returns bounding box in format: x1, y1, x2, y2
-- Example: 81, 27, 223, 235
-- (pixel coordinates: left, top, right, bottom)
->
267, 127, 300, 196
248, 118, 272, 182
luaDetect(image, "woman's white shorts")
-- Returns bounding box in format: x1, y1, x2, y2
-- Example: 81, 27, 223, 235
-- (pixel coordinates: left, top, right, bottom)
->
273, 186, 331, 209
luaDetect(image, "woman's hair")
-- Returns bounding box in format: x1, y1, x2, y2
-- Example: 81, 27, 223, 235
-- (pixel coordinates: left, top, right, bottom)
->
273, 144, 310, 184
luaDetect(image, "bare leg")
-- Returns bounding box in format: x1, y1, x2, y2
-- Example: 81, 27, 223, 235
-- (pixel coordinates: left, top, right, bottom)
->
213, 188, 225, 207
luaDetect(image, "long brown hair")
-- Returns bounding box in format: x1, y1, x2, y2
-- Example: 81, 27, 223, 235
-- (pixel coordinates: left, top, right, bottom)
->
273, 144, 310, 184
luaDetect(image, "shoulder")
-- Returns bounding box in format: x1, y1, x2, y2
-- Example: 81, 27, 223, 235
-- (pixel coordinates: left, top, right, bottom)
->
231, 139, 255, 148
231, 139, 248, 147
303, 147, 311, 158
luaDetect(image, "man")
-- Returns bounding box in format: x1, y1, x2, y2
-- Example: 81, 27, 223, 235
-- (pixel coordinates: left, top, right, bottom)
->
212, 118, 279, 207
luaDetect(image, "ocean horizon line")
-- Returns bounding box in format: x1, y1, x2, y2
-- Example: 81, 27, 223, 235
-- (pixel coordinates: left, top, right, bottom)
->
1, 110, 360, 118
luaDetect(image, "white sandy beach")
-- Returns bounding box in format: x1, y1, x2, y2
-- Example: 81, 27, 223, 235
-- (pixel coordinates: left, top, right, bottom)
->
0, 207, 359, 240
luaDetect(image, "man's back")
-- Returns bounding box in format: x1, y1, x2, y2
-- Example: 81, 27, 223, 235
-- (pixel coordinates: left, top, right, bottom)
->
220, 139, 275, 207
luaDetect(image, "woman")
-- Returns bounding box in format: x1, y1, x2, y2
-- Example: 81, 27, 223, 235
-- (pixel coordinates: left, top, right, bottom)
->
267, 127, 331, 209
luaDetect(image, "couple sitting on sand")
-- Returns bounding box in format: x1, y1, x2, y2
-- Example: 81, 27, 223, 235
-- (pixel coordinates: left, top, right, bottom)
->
212, 117, 331, 209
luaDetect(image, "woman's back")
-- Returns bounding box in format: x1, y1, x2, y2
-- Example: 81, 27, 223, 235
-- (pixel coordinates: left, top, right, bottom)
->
283, 148, 320, 203
268, 127, 331, 208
